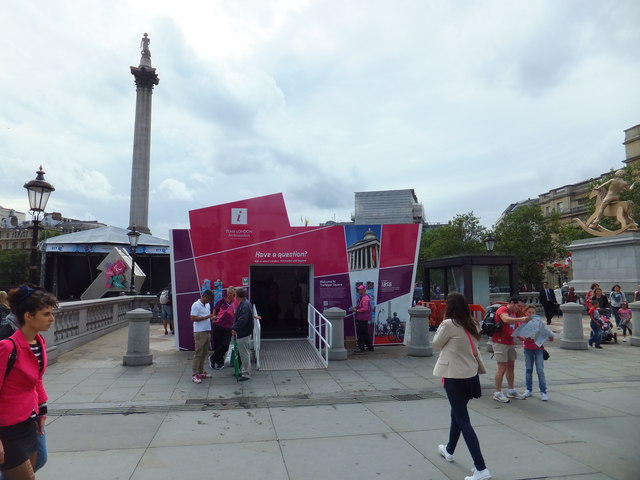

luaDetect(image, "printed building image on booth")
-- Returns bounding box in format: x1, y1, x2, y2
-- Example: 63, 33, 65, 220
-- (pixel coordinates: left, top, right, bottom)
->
170, 193, 421, 350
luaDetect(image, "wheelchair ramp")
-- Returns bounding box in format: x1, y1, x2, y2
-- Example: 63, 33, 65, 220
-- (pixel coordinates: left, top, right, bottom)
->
258, 339, 326, 371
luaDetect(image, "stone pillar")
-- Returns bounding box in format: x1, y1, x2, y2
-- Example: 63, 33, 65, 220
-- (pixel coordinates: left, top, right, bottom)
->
123, 308, 153, 366
629, 301, 640, 347
560, 302, 588, 350
408, 305, 432, 356
324, 307, 347, 360
128, 34, 159, 235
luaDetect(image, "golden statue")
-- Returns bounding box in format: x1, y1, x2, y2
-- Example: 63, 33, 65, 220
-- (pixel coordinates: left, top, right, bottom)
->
575, 170, 638, 236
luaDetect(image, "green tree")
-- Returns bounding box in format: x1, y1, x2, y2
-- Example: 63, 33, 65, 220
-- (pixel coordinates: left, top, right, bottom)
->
419, 212, 488, 261
494, 204, 564, 288
0, 249, 29, 290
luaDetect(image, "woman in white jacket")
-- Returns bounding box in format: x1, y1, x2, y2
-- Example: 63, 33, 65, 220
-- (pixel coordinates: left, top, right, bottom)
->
432, 292, 491, 480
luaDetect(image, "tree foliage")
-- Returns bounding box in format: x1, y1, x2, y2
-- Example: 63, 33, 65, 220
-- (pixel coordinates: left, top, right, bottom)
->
0, 249, 29, 290
419, 212, 488, 261
494, 204, 565, 287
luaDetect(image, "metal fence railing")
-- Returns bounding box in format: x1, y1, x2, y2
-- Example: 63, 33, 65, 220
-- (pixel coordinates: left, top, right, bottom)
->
252, 305, 261, 370
307, 304, 332, 368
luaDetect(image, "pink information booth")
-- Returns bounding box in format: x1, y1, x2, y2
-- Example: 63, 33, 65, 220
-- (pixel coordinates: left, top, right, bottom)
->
170, 193, 421, 350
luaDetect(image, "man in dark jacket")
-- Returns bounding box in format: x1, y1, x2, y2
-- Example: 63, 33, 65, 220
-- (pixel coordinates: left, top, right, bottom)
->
539, 282, 558, 325
231, 288, 254, 381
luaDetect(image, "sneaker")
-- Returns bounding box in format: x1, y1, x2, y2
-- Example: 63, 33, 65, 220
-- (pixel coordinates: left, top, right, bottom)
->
213, 363, 225, 370
540, 393, 549, 401
507, 389, 526, 400
191, 375, 202, 384
492, 391, 510, 403
523, 389, 532, 398
438, 444, 454, 462
595, 346, 603, 349
238, 375, 250, 382
199, 371, 212, 379
464, 468, 492, 480
623, 338, 627, 342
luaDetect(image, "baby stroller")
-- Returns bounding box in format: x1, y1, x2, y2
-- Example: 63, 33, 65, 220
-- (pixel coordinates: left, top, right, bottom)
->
599, 308, 618, 344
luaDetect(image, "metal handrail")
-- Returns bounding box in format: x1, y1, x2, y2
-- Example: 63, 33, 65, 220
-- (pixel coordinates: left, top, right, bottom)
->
307, 304, 332, 368
252, 304, 261, 370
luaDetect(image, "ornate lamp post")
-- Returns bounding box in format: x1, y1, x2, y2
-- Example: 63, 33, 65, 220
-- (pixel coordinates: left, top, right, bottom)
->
127, 225, 141, 295
24, 166, 55, 285
485, 232, 496, 253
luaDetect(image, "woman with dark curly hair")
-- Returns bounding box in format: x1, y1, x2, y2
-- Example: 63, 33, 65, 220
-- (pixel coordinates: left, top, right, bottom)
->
433, 292, 491, 480
0, 284, 57, 479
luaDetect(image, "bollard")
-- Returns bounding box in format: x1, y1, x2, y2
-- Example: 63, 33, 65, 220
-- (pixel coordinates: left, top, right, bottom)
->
324, 307, 348, 360
408, 306, 432, 356
123, 308, 153, 366
629, 301, 640, 347
559, 302, 588, 350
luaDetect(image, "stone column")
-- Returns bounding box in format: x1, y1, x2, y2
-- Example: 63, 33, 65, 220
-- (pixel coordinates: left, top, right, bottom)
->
408, 305, 432, 356
123, 308, 153, 366
629, 301, 640, 347
324, 307, 347, 360
560, 302, 588, 350
128, 34, 159, 235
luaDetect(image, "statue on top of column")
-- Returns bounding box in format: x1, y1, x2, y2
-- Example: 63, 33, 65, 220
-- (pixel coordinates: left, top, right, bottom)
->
140, 33, 151, 59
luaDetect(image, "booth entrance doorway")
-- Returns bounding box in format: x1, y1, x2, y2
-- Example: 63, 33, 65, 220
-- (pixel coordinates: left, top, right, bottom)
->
250, 265, 310, 338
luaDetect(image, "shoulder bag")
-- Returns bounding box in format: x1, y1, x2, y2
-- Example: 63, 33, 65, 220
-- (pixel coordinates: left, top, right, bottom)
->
464, 330, 487, 374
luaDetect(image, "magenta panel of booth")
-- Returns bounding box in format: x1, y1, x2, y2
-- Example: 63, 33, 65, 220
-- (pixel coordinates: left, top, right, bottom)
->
170, 193, 421, 349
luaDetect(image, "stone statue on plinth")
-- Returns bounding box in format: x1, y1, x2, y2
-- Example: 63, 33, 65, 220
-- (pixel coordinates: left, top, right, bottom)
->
140, 33, 151, 59
575, 169, 638, 236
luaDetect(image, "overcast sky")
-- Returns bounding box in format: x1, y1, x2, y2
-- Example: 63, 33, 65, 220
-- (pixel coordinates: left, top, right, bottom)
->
1, 0, 639, 238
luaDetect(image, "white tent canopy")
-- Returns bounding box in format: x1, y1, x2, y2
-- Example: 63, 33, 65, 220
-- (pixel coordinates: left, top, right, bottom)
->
41, 226, 169, 254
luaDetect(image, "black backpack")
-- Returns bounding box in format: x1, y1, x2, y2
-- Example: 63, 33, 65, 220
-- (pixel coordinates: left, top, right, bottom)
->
0, 314, 18, 379
1, 338, 17, 379
480, 305, 503, 336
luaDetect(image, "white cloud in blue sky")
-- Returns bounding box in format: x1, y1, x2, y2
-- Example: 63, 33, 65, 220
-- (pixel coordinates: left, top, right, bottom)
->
1, 0, 639, 237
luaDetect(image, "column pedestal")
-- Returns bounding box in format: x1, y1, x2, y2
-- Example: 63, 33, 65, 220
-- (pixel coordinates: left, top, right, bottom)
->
123, 308, 153, 366
324, 307, 348, 360
560, 302, 588, 350
408, 306, 432, 357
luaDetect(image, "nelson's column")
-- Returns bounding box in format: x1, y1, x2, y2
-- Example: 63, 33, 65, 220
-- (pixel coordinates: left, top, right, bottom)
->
128, 33, 159, 235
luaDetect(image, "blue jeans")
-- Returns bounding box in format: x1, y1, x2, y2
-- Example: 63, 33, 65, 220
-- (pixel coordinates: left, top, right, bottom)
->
589, 323, 602, 347
611, 307, 621, 328
161, 304, 174, 332
524, 349, 547, 394
0, 428, 47, 478
443, 378, 486, 471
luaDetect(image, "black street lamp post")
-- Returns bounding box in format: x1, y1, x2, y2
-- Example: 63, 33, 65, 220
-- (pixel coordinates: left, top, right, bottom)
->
485, 232, 496, 253
127, 224, 141, 295
24, 166, 55, 285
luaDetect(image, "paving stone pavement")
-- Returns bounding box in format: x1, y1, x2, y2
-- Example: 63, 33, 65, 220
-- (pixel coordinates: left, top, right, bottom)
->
37, 316, 640, 480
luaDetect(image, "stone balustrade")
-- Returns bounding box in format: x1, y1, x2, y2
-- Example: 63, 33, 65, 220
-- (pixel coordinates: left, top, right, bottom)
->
45, 295, 156, 363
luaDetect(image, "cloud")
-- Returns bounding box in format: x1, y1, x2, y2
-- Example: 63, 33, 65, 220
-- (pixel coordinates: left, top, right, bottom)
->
1, 0, 640, 239
157, 178, 194, 201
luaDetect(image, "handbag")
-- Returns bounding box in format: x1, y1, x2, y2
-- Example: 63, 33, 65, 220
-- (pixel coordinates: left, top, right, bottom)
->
543, 348, 550, 361
464, 330, 487, 374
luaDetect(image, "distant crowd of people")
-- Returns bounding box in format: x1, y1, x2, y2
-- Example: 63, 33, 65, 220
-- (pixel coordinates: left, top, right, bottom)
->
537, 280, 635, 346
